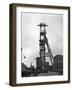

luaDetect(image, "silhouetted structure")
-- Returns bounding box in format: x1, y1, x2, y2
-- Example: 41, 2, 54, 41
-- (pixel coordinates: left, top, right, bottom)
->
36, 23, 54, 72
53, 55, 63, 74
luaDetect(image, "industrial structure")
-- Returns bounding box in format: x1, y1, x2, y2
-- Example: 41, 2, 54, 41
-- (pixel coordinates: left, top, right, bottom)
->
36, 23, 54, 72
21, 22, 63, 77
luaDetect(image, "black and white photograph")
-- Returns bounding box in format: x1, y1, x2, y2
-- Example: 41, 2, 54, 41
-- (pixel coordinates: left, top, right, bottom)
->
21, 13, 63, 77
9, 4, 70, 86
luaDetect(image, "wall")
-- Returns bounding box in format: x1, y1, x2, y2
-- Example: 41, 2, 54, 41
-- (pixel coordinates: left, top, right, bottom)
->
0, 0, 72, 90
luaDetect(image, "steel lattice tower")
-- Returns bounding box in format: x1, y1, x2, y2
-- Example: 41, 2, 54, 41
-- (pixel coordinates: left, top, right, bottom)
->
37, 23, 53, 70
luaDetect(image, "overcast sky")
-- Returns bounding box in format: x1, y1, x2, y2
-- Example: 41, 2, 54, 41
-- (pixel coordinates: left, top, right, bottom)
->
21, 13, 63, 67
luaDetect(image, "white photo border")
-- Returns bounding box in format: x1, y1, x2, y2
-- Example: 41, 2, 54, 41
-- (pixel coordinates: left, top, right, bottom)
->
16, 6, 69, 84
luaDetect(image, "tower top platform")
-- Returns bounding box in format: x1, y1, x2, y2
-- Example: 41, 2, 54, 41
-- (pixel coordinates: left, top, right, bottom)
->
38, 23, 48, 27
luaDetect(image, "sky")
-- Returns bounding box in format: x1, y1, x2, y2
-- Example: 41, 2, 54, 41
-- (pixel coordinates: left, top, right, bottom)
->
21, 12, 63, 68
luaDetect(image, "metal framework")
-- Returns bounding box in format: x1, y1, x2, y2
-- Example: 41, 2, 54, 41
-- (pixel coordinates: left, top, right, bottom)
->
38, 23, 54, 69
